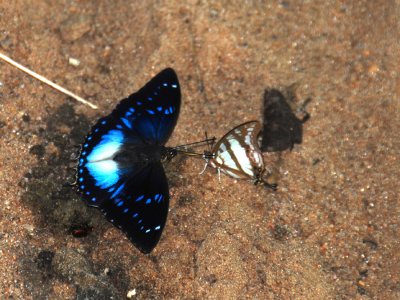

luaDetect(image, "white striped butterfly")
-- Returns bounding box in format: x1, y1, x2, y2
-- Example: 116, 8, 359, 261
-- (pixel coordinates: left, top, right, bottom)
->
202, 121, 276, 190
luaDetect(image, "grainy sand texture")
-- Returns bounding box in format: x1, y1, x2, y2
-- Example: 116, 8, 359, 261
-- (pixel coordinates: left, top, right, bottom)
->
0, 1, 399, 299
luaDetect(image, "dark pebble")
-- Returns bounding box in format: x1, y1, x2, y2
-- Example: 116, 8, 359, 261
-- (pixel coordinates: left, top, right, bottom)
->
29, 144, 46, 158
362, 238, 378, 250
36, 250, 55, 271
22, 113, 31, 122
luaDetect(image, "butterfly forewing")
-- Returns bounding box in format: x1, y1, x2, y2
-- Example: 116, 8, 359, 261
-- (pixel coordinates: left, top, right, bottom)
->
211, 121, 264, 181
113, 68, 181, 145
75, 68, 180, 253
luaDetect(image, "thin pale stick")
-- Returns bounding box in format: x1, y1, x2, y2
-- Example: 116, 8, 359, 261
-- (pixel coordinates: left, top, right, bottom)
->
0, 52, 98, 110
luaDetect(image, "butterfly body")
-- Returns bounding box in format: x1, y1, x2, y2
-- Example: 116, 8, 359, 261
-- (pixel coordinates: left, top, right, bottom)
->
204, 121, 272, 187
74, 68, 180, 253
113, 144, 175, 166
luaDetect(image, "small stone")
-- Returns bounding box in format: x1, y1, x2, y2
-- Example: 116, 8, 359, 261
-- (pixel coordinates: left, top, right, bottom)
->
69, 57, 81, 66
29, 144, 46, 158
52, 249, 93, 283
60, 14, 93, 42
36, 250, 55, 271
127, 289, 137, 298
368, 63, 379, 76
22, 112, 31, 122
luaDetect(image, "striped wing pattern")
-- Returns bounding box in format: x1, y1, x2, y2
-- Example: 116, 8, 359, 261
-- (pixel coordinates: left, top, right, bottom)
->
210, 121, 264, 182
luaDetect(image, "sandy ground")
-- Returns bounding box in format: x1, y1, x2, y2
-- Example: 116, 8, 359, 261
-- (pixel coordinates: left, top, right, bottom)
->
0, 1, 399, 299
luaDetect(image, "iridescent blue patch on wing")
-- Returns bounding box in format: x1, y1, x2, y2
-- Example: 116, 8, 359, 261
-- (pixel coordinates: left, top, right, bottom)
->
146, 109, 155, 115
111, 183, 125, 199
87, 130, 124, 162
85, 130, 124, 189
135, 195, 145, 202
121, 118, 132, 129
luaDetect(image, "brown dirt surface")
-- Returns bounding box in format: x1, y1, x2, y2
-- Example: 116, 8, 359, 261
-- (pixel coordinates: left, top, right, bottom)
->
0, 1, 399, 299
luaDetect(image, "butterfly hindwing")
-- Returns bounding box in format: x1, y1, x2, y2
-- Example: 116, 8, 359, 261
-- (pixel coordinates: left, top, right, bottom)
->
100, 163, 169, 253
76, 118, 130, 207
211, 121, 264, 180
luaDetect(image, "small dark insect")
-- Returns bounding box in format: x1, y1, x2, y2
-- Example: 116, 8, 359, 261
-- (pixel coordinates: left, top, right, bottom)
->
69, 224, 93, 238
261, 88, 310, 152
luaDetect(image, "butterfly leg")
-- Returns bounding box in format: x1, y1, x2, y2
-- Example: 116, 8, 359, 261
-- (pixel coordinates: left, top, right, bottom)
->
199, 162, 209, 175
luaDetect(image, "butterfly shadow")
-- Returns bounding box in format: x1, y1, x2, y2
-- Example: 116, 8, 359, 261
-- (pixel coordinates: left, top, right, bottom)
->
260, 87, 311, 153
18, 102, 135, 297
19, 102, 104, 238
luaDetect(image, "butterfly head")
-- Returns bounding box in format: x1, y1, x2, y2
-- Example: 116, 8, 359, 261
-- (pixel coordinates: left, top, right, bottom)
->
163, 147, 178, 162
202, 150, 214, 161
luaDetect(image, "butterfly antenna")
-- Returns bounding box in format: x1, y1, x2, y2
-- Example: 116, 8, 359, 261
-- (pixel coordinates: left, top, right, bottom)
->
174, 136, 216, 158
0, 52, 98, 110
174, 137, 216, 150
205, 131, 215, 151
199, 130, 218, 174
175, 149, 204, 157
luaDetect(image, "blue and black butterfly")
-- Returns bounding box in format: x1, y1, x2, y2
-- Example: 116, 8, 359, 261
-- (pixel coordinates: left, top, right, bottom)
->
74, 68, 181, 253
